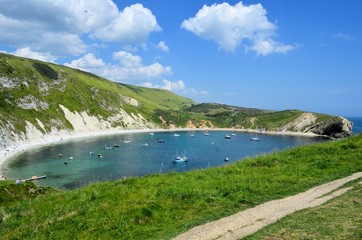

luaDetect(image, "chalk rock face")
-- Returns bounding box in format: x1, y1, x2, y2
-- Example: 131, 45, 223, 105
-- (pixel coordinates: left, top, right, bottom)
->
306, 116, 352, 138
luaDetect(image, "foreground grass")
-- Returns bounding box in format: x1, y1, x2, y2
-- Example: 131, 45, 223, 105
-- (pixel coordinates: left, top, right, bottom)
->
245, 179, 362, 240
1, 134, 361, 239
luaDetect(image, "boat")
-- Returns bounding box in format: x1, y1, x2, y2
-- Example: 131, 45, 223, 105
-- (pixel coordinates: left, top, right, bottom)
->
204, 131, 210, 136
225, 135, 231, 139
105, 145, 112, 150
231, 133, 237, 136
251, 127, 261, 141
23, 175, 47, 182
156, 138, 164, 143
89, 151, 94, 156
173, 133, 180, 137
69, 156, 73, 160
123, 140, 131, 143
149, 132, 154, 136
224, 157, 230, 162
173, 150, 188, 163
113, 143, 120, 147
250, 137, 260, 141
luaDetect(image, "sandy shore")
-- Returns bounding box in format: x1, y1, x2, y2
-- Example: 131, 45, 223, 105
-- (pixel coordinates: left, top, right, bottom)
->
0, 128, 320, 177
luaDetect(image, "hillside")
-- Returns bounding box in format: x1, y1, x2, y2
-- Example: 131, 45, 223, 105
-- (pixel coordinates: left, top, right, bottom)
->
1, 134, 361, 239
0, 53, 352, 150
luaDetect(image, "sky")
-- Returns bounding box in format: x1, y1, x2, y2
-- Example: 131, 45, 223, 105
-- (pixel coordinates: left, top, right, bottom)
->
0, 0, 361, 117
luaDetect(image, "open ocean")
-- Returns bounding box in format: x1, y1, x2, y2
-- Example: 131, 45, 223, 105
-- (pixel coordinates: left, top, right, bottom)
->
349, 117, 362, 134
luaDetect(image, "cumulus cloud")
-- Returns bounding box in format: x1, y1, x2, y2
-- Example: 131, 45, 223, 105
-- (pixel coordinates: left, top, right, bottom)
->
93, 3, 161, 43
181, 1, 294, 55
0, 0, 160, 59
156, 41, 170, 53
142, 80, 208, 99
65, 51, 171, 82
162, 80, 185, 91
11, 47, 56, 62
142, 80, 184, 91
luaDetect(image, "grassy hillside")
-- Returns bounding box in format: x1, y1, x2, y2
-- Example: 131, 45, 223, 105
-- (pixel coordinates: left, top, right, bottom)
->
0, 53, 351, 139
1, 134, 361, 239
0, 53, 194, 133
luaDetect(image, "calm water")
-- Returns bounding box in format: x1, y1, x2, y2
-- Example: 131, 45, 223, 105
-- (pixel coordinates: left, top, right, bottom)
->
3, 131, 326, 190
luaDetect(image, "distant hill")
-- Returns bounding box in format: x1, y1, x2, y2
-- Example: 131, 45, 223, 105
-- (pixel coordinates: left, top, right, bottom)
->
0, 53, 352, 149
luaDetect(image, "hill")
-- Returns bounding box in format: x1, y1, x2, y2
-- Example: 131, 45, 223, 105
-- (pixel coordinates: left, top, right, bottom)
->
1, 133, 361, 239
0, 53, 352, 151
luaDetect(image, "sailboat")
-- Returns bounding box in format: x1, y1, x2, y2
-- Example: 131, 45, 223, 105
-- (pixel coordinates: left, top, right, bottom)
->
173, 150, 188, 163
250, 126, 260, 141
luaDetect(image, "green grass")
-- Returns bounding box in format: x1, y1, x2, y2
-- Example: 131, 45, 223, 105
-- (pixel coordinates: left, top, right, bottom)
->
1, 134, 361, 239
245, 179, 362, 240
0, 53, 349, 138
0, 53, 194, 134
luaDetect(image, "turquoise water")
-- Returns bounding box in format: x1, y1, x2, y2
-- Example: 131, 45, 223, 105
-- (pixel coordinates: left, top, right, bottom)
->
2, 131, 325, 190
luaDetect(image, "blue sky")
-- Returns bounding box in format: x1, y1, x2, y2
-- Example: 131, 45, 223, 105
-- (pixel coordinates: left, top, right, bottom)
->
0, 0, 361, 117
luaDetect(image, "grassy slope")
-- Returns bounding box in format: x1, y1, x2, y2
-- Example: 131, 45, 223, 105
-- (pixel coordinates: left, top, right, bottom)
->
1, 53, 342, 134
0, 53, 194, 133
1, 134, 361, 239
245, 179, 362, 240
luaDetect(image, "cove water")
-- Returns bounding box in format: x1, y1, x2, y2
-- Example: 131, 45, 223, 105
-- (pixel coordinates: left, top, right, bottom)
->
2, 131, 326, 190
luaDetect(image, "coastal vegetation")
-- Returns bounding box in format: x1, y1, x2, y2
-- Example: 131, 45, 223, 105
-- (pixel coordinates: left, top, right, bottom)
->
1, 134, 361, 239
0, 53, 352, 149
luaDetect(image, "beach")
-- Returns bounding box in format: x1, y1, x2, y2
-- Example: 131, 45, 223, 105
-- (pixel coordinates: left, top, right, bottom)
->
0, 127, 319, 178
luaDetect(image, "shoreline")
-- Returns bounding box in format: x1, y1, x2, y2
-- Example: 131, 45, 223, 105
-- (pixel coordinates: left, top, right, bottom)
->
0, 128, 320, 177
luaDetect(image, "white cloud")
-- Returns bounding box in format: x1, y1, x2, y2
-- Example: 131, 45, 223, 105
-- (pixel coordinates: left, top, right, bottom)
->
333, 33, 357, 41
11, 47, 56, 62
161, 80, 185, 91
0, 1, 161, 60
93, 3, 161, 44
64, 53, 106, 70
113, 51, 142, 68
142, 80, 208, 98
65, 51, 172, 82
181, 1, 294, 55
156, 41, 169, 53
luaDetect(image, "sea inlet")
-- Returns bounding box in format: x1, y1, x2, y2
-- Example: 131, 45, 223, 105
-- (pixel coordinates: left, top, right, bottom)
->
2, 130, 325, 190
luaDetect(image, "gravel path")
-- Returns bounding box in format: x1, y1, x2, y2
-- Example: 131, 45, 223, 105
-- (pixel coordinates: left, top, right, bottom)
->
174, 172, 362, 240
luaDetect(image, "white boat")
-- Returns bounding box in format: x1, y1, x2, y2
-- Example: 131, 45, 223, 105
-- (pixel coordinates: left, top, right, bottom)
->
204, 131, 210, 136
251, 127, 261, 141
173, 133, 180, 137
149, 132, 154, 135
123, 140, 131, 143
173, 150, 188, 163
231, 133, 237, 136
250, 137, 260, 141
225, 135, 231, 139
105, 145, 112, 150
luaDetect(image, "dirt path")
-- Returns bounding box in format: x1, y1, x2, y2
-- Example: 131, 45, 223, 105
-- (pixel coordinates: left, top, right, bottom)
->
174, 172, 362, 240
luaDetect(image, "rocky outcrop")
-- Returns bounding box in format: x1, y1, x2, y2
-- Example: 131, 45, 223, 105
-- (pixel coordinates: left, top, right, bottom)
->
276, 113, 352, 138
279, 112, 317, 132
305, 116, 353, 139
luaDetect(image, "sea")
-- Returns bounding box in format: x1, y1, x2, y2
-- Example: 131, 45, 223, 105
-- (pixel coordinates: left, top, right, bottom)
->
2, 130, 328, 190
349, 117, 362, 135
